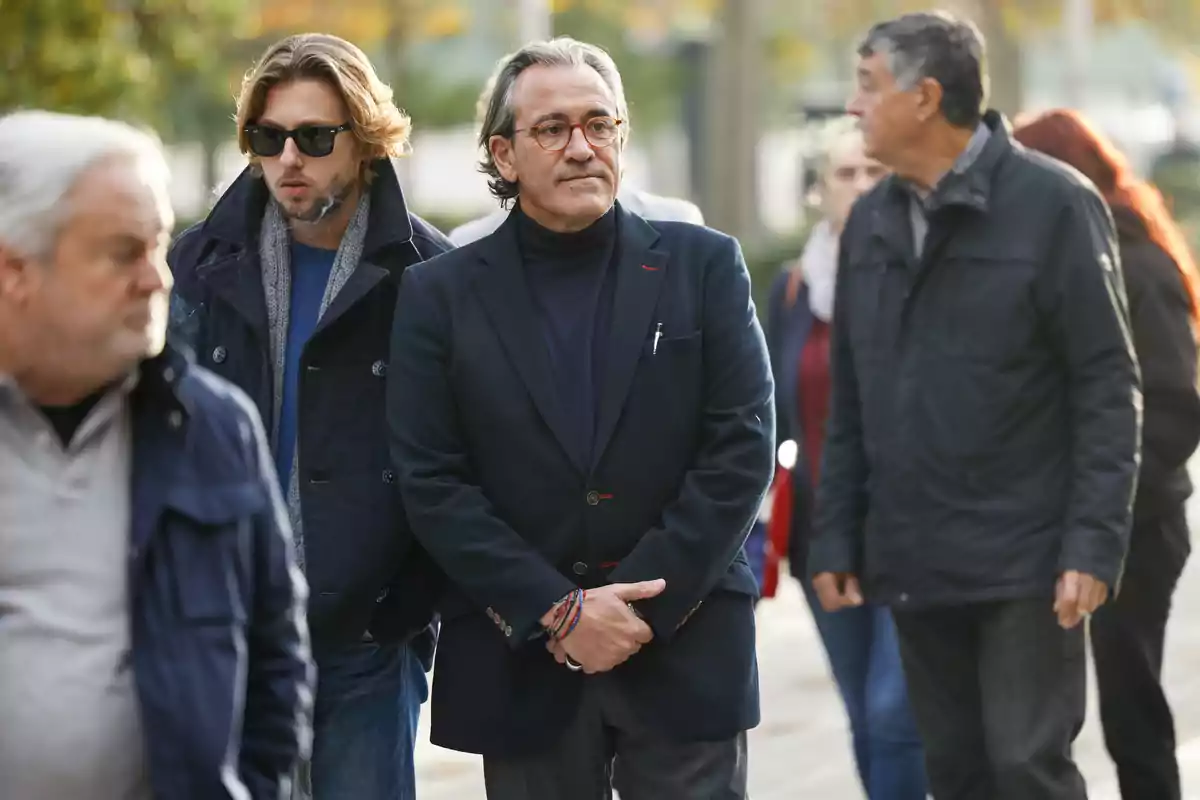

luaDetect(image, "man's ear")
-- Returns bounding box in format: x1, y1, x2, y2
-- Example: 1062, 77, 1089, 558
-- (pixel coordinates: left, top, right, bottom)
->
490, 134, 519, 184
914, 77, 945, 124
0, 244, 33, 300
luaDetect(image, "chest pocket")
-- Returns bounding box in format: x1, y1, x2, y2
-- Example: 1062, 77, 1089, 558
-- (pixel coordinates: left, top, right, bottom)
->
161, 482, 264, 625
922, 248, 1039, 361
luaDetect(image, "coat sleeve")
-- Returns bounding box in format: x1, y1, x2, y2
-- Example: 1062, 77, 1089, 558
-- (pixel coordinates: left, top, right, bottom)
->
237, 393, 316, 798
1042, 188, 1142, 588
607, 236, 775, 639
387, 264, 577, 646
807, 223, 869, 578
1123, 240, 1200, 499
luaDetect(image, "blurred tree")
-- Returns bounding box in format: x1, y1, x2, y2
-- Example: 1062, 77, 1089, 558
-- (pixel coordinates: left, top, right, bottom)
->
245, 0, 479, 130
0, 0, 242, 121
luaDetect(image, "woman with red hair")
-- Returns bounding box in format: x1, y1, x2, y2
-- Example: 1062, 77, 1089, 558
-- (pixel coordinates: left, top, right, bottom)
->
1015, 109, 1200, 800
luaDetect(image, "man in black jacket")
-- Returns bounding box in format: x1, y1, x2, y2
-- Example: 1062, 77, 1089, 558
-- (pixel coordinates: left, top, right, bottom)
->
808, 12, 1141, 800
387, 36, 773, 800
168, 33, 449, 800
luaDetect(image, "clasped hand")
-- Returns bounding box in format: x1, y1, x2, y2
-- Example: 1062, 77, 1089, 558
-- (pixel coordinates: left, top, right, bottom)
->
544, 579, 665, 674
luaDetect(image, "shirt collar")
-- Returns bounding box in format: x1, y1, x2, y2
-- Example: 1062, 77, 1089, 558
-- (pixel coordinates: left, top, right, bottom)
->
909, 121, 992, 203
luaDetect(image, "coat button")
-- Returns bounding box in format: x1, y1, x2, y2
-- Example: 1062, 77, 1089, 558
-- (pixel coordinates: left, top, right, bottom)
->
504, 624, 513, 637
382, 469, 397, 484
371, 360, 387, 377
211, 346, 227, 364
586, 490, 600, 506
167, 410, 183, 429
572, 561, 588, 575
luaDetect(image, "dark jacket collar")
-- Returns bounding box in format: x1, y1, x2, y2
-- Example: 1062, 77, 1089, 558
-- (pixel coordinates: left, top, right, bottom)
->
133, 344, 191, 416
200, 157, 416, 260
884, 109, 1012, 215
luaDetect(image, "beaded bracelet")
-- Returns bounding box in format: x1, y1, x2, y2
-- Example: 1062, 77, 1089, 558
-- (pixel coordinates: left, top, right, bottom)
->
547, 588, 583, 640
558, 591, 585, 640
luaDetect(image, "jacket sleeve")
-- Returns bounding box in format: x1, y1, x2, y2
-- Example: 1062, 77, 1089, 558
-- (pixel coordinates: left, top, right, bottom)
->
607, 236, 775, 639
765, 270, 793, 448
1043, 188, 1142, 588
807, 224, 869, 578
238, 394, 316, 798
1123, 240, 1200, 496
387, 265, 577, 646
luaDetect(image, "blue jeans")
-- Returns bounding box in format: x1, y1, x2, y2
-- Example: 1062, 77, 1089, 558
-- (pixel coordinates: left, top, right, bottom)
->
803, 583, 928, 800
296, 639, 429, 800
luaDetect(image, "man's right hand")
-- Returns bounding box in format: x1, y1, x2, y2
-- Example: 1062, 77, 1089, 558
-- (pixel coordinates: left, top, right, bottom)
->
547, 579, 666, 674
812, 572, 864, 612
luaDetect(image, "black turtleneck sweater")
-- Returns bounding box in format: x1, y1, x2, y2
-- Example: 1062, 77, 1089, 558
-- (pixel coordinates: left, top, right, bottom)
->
516, 203, 618, 465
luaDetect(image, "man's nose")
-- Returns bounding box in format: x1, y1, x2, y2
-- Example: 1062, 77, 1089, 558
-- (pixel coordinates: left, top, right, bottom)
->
140, 255, 172, 295
278, 138, 303, 168
563, 127, 594, 160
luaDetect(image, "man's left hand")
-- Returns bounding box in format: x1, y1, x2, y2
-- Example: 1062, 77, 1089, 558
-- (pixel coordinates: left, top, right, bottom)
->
1054, 570, 1109, 629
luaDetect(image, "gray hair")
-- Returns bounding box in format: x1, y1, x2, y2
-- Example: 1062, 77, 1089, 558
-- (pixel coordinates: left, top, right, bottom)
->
0, 110, 169, 260
477, 37, 630, 203
858, 11, 988, 129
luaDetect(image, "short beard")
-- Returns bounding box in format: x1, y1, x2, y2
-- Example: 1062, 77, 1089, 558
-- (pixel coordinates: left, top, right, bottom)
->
286, 176, 357, 226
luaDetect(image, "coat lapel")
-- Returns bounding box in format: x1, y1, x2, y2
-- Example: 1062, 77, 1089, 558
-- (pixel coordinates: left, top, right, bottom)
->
592, 208, 667, 466
312, 260, 393, 340
474, 215, 586, 474
200, 251, 270, 346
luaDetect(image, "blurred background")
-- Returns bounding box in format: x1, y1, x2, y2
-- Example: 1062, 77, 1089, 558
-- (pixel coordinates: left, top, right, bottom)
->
7, 0, 1200, 302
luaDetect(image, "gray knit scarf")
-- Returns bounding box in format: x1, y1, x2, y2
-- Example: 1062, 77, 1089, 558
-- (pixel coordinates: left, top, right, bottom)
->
259, 193, 371, 571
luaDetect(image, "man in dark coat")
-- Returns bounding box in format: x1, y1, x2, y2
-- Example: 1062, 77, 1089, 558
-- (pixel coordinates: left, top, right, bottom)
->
387, 36, 774, 800
168, 33, 449, 799
808, 12, 1141, 800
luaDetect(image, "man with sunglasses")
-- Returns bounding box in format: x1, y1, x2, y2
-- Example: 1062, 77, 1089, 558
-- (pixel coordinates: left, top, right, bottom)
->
387, 37, 773, 800
168, 33, 450, 800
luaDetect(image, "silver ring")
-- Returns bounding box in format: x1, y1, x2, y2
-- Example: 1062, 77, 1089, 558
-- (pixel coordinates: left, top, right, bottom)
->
565, 656, 583, 672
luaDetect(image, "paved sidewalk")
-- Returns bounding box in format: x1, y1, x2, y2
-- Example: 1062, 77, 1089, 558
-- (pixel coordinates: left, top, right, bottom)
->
416, 507, 1200, 798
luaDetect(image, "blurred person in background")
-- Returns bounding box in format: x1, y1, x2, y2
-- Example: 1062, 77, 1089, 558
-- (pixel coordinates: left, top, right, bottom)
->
448, 56, 704, 247
388, 36, 773, 800
0, 110, 312, 799
168, 33, 450, 800
809, 12, 1140, 800
1016, 108, 1200, 800
755, 119, 928, 799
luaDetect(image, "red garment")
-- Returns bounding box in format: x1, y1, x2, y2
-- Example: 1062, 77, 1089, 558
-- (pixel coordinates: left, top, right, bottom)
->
762, 318, 833, 597
798, 319, 832, 489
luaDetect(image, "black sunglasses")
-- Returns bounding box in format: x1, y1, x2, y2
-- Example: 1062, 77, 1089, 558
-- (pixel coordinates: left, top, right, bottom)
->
244, 123, 352, 158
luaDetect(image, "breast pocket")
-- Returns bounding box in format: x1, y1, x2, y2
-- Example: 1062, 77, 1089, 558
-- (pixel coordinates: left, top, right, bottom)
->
161, 483, 264, 625
641, 329, 703, 359
928, 253, 1038, 361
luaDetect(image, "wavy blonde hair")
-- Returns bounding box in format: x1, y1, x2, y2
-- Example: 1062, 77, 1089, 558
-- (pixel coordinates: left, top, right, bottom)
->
235, 33, 411, 180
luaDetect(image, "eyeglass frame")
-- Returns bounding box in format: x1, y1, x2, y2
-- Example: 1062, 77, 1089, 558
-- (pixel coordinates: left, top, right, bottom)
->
510, 116, 625, 152
243, 122, 353, 158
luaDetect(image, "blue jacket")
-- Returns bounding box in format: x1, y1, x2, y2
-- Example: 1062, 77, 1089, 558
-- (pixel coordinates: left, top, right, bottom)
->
167, 159, 451, 657
130, 345, 313, 798
388, 205, 774, 755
